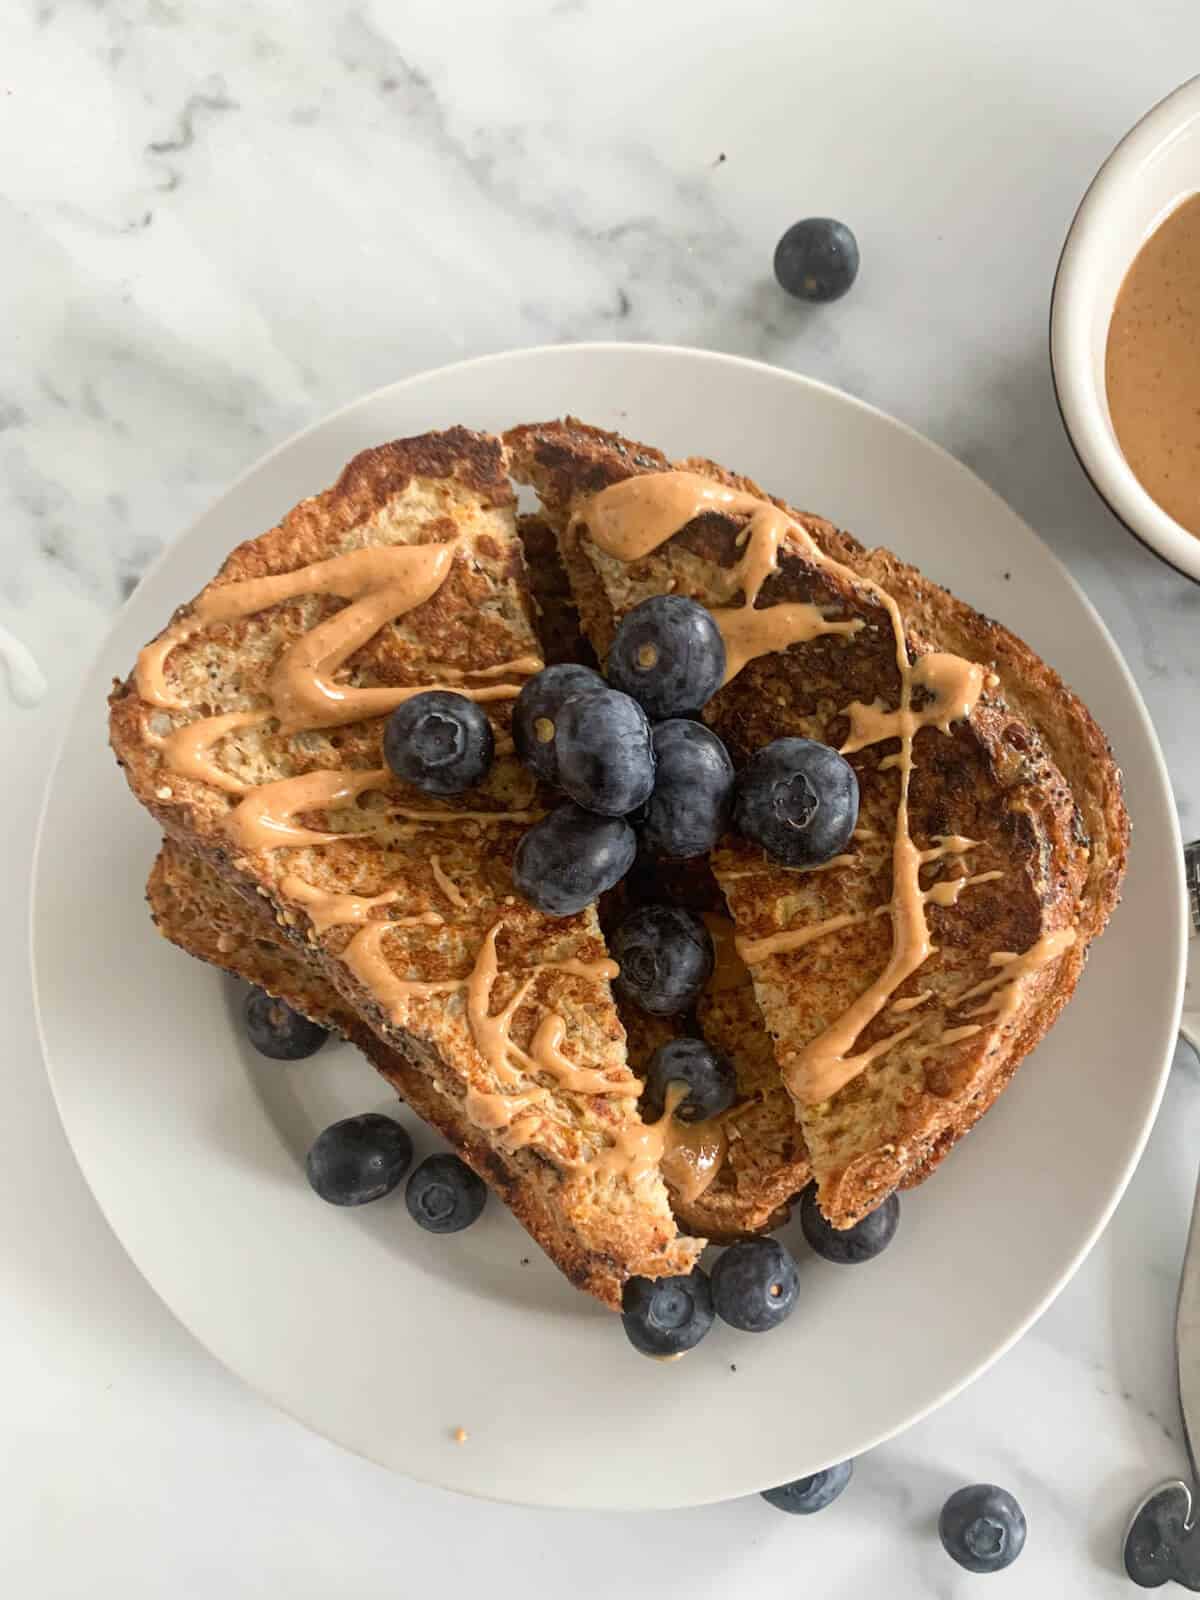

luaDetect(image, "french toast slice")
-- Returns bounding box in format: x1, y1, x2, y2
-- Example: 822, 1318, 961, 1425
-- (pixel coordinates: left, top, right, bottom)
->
506, 418, 1129, 1229
110, 429, 702, 1306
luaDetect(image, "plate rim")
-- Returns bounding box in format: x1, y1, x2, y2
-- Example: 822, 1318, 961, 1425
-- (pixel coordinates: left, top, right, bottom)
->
30, 341, 1187, 1509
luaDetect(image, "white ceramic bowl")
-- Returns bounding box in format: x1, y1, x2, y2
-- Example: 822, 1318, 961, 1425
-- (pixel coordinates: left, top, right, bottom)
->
1051, 75, 1200, 584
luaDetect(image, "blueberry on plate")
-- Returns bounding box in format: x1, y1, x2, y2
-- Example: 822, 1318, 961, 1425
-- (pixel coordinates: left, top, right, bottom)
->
621, 1268, 714, 1358
762, 1460, 853, 1515
245, 987, 328, 1060
711, 1237, 799, 1332
555, 687, 656, 816
610, 904, 714, 1016
513, 802, 637, 916
939, 1484, 1027, 1574
800, 1185, 899, 1264
405, 1153, 487, 1234
513, 663, 607, 784
606, 595, 727, 720
773, 217, 860, 303
734, 737, 859, 867
644, 1037, 736, 1123
639, 720, 734, 860
383, 690, 494, 795
305, 1113, 414, 1206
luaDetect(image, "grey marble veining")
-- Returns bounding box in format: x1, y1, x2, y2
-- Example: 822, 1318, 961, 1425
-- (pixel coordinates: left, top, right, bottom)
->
4, 1, 1200, 1594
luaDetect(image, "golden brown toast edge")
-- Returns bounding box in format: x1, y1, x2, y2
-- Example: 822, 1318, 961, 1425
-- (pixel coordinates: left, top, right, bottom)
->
505, 416, 1130, 1224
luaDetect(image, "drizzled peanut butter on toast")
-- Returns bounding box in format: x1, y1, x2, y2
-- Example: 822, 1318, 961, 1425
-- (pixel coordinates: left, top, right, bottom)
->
506, 417, 1129, 1229
110, 430, 703, 1306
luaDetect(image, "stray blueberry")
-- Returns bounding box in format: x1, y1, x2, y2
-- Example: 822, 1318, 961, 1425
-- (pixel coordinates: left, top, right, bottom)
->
513, 802, 637, 916
606, 596, 726, 720
734, 737, 859, 867
245, 987, 328, 1060
639, 719, 735, 860
939, 1484, 1027, 1574
555, 687, 656, 816
762, 1460, 854, 1515
644, 1037, 736, 1123
773, 218, 860, 303
384, 690, 494, 795
711, 1237, 799, 1333
621, 1268, 714, 1358
513, 663, 607, 784
305, 1113, 413, 1206
405, 1153, 487, 1233
610, 904, 714, 1016
800, 1186, 899, 1264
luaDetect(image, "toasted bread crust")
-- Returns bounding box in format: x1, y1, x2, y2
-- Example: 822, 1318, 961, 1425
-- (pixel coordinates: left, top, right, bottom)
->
112, 430, 703, 1305
506, 417, 1129, 1226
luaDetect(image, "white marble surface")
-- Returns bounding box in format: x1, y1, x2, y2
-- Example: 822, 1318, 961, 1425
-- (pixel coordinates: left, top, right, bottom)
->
4, 1, 1200, 1593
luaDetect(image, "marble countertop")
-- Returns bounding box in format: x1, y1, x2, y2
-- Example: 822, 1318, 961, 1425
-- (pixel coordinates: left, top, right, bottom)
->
4, 2, 1200, 1594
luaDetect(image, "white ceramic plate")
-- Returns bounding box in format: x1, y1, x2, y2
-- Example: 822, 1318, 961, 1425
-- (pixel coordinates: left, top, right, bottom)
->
32, 344, 1185, 1510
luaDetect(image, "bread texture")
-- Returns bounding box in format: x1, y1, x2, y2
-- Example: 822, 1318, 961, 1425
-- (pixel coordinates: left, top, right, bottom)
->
110, 429, 703, 1306
506, 417, 1129, 1228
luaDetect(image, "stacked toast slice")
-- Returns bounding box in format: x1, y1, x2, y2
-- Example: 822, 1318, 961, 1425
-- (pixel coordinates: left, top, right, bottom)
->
110, 431, 703, 1307
506, 418, 1128, 1228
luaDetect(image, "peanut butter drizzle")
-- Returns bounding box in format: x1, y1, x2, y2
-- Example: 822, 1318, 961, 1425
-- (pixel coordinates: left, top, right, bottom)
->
935, 1023, 983, 1046
430, 855, 469, 910
582, 1082, 689, 1186
224, 767, 392, 850
660, 1114, 728, 1204
463, 1085, 547, 1130
581, 469, 990, 1109
702, 912, 752, 994
279, 874, 444, 937
342, 920, 466, 1020
889, 989, 932, 1015
580, 472, 863, 685
152, 710, 269, 793
954, 928, 1078, 1025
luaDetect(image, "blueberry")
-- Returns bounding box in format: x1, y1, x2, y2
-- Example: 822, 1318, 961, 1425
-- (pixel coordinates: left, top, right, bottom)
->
939, 1485, 1027, 1574
513, 802, 637, 916
405, 1152, 487, 1233
761, 1460, 853, 1515
606, 596, 727, 720
734, 737, 859, 867
305, 1113, 414, 1206
621, 1268, 715, 1358
555, 687, 656, 816
245, 987, 328, 1060
639, 720, 734, 860
645, 1038, 736, 1124
800, 1185, 899, 1264
384, 690, 494, 795
513, 663, 607, 784
610, 904, 713, 1016
711, 1237, 799, 1332
773, 218, 860, 303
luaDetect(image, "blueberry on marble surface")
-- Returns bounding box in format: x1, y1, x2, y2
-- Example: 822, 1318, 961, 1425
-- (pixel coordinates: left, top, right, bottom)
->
774, 218, 860, 303
939, 1484, 1027, 1574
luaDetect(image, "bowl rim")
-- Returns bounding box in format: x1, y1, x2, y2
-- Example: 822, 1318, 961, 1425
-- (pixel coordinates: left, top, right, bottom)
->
1050, 73, 1200, 585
